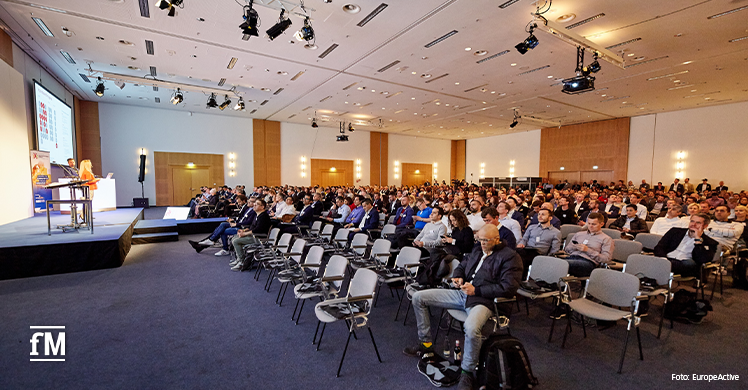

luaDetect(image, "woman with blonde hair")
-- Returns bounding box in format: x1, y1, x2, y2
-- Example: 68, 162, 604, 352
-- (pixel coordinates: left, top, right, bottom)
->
78, 159, 99, 221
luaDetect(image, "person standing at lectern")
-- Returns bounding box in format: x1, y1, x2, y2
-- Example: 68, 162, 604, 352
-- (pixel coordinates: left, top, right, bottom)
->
78, 159, 99, 221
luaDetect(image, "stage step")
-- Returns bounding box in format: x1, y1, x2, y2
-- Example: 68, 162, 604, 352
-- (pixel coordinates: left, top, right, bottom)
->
132, 232, 179, 245
134, 219, 178, 235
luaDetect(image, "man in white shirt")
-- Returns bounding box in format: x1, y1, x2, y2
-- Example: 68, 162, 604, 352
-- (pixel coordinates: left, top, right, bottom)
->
650, 204, 683, 235
467, 199, 486, 232
705, 205, 744, 250
325, 196, 351, 226
628, 192, 648, 220
439, 201, 454, 235
413, 207, 447, 248
496, 201, 522, 242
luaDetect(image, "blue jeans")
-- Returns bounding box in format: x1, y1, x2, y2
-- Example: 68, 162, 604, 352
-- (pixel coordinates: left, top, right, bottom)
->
669, 258, 698, 277
210, 222, 237, 250
412, 288, 494, 372
220, 228, 238, 250
564, 255, 597, 277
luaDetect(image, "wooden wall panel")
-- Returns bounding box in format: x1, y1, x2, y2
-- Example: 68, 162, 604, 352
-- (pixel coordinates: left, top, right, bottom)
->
451, 140, 466, 181
154, 151, 225, 206
0, 28, 12, 67
369, 132, 388, 186
539, 117, 629, 184
253, 119, 267, 186
77, 100, 102, 176
310, 159, 354, 187
402, 163, 433, 186
264, 120, 281, 186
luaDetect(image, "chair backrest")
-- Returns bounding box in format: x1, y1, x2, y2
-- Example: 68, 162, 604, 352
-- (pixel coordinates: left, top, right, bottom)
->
634, 233, 663, 251
528, 256, 569, 284
623, 255, 671, 286
442, 259, 462, 283
395, 246, 422, 268
380, 224, 396, 238
290, 239, 307, 261
333, 228, 350, 244
277, 233, 293, 250
370, 239, 392, 264
387, 215, 396, 225
559, 224, 582, 240
351, 233, 369, 255
612, 239, 643, 262
601, 228, 622, 240
305, 246, 325, 269
646, 221, 654, 231
309, 221, 322, 236
319, 224, 334, 241
267, 228, 280, 245
586, 268, 640, 307
325, 255, 349, 290
563, 234, 575, 250
347, 268, 378, 309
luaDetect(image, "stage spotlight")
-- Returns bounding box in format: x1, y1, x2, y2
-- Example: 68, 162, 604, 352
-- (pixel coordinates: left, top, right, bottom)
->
266, 10, 292, 41
584, 53, 602, 74
515, 24, 539, 54
155, 0, 170, 9
510, 109, 519, 128
206, 93, 218, 108
170, 88, 184, 105
234, 97, 245, 111
94, 77, 105, 97
311, 119, 318, 128
155, 0, 183, 17
219, 95, 232, 111
336, 135, 349, 142
239, 4, 259, 40
294, 17, 315, 42
348, 122, 355, 132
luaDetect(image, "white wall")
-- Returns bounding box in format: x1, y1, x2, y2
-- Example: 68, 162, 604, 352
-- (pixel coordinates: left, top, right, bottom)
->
280, 122, 370, 186
465, 130, 541, 184
98, 103, 253, 206
0, 58, 34, 224
388, 134, 452, 186
628, 100, 748, 190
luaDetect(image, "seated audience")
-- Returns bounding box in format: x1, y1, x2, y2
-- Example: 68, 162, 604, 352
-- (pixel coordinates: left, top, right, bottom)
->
346, 199, 380, 243
650, 204, 683, 235
516, 208, 561, 276
609, 204, 649, 239
230, 199, 272, 271
578, 199, 607, 226
496, 201, 522, 242
563, 213, 614, 277
627, 192, 649, 220
190, 195, 254, 255
653, 213, 718, 277
554, 196, 578, 225
705, 205, 744, 251
480, 207, 517, 249
729, 205, 748, 247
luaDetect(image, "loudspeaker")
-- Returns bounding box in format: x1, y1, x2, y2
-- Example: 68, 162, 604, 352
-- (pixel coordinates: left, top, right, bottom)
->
133, 197, 150, 208
138, 154, 146, 183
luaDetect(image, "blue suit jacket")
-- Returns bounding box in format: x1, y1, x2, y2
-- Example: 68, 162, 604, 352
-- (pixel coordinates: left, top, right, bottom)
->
393, 206, 414, 228
359, 209, 380, 232
237, 207, 256, 229
294, 205, 315, 226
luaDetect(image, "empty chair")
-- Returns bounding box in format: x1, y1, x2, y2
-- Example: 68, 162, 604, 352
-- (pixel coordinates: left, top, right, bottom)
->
253, 233, 293, 280
314, 268, 382, 377
560, 224, 583, 240
559, 268, 646, 373
634, 233, 663, 252
623, 254, 672, 338
308, 221, 323, 238
350, 239, 392, 270
319, 224, 334, 243
292, 254, 348, 325
379, 224, 396, 240
517, 256, 570, 317
276, 245, 325, 306
345, 233, 369, 261
265, 238, 306, 292
601, 228, 622, 240
608, 239, 643, 270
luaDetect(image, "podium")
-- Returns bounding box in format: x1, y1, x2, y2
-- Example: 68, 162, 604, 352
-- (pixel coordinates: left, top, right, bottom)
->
58, 177, 117, 213
44, 180, 94, 235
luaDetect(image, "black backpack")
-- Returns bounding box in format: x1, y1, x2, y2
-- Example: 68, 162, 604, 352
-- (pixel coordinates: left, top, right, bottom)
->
664, 289, 713, 324
732, 257, 748, 290
477, 333, 538, 390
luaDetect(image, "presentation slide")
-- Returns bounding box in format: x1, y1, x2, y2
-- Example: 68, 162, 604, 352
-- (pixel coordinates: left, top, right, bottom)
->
35, 81, 74, 165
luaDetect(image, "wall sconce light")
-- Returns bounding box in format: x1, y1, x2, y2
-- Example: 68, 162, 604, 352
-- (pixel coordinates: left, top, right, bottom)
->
509, 159, 516, 178
300, 156, 307, 178
187, 162, 195, 168
675, 150, 686, 179
592, 165, 598, 170
330, 167, 336, 172
355, 159, 362, 179
228, 152, 236, 176
480, 162, 485, 179
394, 160, 400, 179
140, 148, 146, 155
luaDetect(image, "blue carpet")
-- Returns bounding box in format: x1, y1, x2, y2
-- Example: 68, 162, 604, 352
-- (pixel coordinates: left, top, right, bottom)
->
0, 236, 746, 389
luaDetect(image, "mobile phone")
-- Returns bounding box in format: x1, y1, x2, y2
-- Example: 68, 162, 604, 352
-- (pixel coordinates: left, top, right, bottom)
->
572, 240, 579, 244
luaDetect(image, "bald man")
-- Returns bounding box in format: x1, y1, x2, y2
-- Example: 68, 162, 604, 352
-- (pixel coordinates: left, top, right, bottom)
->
404, 224, 522, 390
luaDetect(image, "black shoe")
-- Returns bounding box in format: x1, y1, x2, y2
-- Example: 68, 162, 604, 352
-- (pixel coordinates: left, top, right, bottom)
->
403, 344, 437, 363
457, 371, 476, 390
189, 240, 207, 253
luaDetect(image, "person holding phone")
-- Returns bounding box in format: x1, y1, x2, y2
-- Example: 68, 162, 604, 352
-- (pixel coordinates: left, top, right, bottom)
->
563, 213, 614, 277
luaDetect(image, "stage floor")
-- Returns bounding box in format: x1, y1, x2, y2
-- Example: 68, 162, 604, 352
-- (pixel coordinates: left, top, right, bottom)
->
0, 208, 144, 249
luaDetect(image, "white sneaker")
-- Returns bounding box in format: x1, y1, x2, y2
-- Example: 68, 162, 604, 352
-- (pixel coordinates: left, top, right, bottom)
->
215, 249, 230, 256
231, 262, 243, 271
229, 259, 240, 266
198, 239, 215, 246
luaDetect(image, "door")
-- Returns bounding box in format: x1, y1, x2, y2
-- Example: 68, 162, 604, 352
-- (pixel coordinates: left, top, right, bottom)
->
548, 170, 580, 185
580, 170, 614, 186
171, 167, 211, 206
320, 171, 346, 187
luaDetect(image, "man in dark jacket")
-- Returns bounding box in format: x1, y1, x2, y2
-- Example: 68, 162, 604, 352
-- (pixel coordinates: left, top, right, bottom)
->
230, 199, 272, 271
190, 195, 254, 255
346, 198, 380, 242
609, 204, 650, 238
654, 213, 718, 277
403, 224, 522, 390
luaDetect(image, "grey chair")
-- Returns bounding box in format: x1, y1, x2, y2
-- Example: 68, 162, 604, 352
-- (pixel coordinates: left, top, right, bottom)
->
623, 254, 672, 338
560, 224, 583, 240
634, 233, 663, 253
517, 256, 570, 317
293, 254, 348, 325
602, 228, 622, 240
607, 239, 643, 270
559, 268, 647, 373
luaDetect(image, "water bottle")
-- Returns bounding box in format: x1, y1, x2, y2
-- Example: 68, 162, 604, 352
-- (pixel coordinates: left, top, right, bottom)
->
443, 338, 451, 360
454, 340, 462, 365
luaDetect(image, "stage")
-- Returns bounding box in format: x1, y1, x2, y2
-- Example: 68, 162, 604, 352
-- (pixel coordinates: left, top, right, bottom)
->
0, 207, 227, 280
0, 208, 143, 281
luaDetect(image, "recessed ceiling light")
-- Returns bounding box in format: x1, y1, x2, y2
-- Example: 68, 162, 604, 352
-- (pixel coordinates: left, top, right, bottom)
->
627, 53, 635, 57
691, 89, 697, 92
118, 40, 134, 46
304, 44, 318, 50
343, 4, 361, 14
464, 47, 472, 51
411, 97, 416, 100
673, 80, 680, 83
197, 17, 205, 22
634, 56, 646, 61
510, 63, 517, 66
421, 74, 432, 78
128, 66, 140, 70
556, 13, 576, 23
96, 36, 105, 40
277, 71, 288, 75
682, 61, 693, 65
455, 82, 460, 85
547, 75, 553, 78
357, 86, 364, 90
473, 50, 487, 56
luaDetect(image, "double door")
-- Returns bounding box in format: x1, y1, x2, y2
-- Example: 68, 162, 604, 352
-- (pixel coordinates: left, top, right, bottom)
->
171, 167, 211, 206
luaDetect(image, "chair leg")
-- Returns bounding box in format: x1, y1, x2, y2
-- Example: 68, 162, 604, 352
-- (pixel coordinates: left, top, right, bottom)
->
313, 320, 321, 345
548, 317, 556, 343
524, 297, 530, 316
292, 299, 301, 321
403, 300, 412, 325
516, 299, 521, 314
617, 327, 631, 374
394, 287, 407, 321
636, 326, 644, 361
275, 282, 285, 304
279, 282, 292, 306
581, 315, 587, 338
657, 301, 666, 339
561, 307, 572, 349
433, 309, 444, 343
316, 323, 327, 351
374, 283, 382, 307
336, 331, 354, 378
369, 327, 383, 363
295, 299, 306, 325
